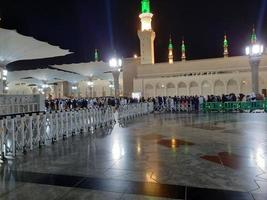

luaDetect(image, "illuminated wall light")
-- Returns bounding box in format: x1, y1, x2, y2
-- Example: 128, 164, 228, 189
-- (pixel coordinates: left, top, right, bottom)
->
3, 70, 8, 76
42, 84, 49, 89
109, 58, 117, 68
245, 47, 250, 55
137, 144, 141, 154
134, 54, 138, 58
171, 139, 176, 149
87, 81, 94, 88
109, 57, 122, 69
72, 86, 78, 90
246, 44, 264, 56
252, 45, 260, 54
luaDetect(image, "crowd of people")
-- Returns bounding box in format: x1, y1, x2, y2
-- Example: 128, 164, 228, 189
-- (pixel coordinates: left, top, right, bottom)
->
149, 93, 265, 112
206, 93, 264, 102
45, 93, 266, 112
45, 97, 140, 111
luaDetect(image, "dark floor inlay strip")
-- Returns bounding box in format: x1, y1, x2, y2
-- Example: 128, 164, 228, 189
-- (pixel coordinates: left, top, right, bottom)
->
9, 171, 253, 200
187, 187, 254, 200
11, 171, 185, 199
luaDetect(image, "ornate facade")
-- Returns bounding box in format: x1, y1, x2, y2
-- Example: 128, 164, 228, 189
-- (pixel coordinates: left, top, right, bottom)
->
122, 0, 267, 98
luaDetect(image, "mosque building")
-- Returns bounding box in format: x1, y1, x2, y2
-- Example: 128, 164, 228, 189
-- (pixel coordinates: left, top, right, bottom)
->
123, 0, 267, 98
2, 0, 267, 98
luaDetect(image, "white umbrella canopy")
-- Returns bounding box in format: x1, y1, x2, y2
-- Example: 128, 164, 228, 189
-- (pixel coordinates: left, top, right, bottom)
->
7, 68, 86, 85
0, 28, 71, 65
52, 61, 113, 80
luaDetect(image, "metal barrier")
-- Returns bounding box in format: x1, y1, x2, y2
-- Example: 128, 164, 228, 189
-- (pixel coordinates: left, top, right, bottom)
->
203, 101, 267, 112
0, 127, 4, 163
154, 101, 200, 113
0, 103, 39, 116
118, 102, 154, 123
0, 106, 115, 159
0, 103, 153, 161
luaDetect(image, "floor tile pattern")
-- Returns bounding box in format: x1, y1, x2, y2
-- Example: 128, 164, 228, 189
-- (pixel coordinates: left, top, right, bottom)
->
0, 113, 267, 199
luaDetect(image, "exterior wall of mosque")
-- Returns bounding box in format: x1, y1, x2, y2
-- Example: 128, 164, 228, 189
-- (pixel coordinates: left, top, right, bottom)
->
121, 55, 267, 98
133, 70, 267, 98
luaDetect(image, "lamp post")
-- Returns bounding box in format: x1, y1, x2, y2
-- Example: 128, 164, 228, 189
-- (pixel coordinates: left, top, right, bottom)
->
109, 57, 122, 97
41, 83, 49, 99
87, 81, 94, 98
109, 82, 115, 96
245, 43, 264, 94
71, 85, 78, 98
2, 69, 8, 94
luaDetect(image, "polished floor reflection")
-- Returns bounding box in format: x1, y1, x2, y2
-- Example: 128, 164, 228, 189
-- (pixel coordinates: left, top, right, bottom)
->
1, 113, 267, 199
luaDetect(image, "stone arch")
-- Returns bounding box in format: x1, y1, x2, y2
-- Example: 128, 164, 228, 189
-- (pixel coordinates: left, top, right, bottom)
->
214, 80, 225, 95
156, 83, 165, 97
145, 84, 154, 98
166, 82, 176, 97
201, 80, 212, 96
177, 82, 187, 96
189, 81, 199, 96
227, 79, 238, 94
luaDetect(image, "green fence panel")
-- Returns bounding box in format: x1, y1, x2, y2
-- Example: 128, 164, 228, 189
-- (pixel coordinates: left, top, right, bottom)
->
203, 101, 267, 112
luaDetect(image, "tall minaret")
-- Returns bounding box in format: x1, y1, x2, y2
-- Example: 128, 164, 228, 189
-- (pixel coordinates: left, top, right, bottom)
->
223, 34, 229, 57
168, 36, 174, 64
138, 0, 156, 65
95, 49, 99, 62
251, 27, 257, 44
181, 39, 186, 61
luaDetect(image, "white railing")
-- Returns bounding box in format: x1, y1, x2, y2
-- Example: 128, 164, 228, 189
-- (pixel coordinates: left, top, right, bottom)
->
0, 94, 45, 115
0, 103, 39, 116
118, 102, 154, 123
0, 103, 153, 162
0, 107, 114, 160
0, 127, 4, 163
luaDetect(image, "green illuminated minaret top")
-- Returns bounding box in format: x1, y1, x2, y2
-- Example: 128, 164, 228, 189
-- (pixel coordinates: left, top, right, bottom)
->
181, 39, 186, 61
181, 40, 186, 53
224, 34, 228, 48
141, 0, 151, 13
223, 34, 229, 57
251, 27, 257, 44
95, 49, 99, 62
168, 36, 173, 49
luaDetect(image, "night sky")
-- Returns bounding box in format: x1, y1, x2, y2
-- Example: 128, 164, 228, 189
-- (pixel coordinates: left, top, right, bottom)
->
1, 0, 267, 70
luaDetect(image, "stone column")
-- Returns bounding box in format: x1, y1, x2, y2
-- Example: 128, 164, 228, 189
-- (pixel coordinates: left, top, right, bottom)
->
249, 57, 261, 94
112, 71, 120, 97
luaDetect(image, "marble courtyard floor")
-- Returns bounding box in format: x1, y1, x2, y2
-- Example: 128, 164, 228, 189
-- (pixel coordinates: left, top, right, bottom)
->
0, 113, 267, 200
